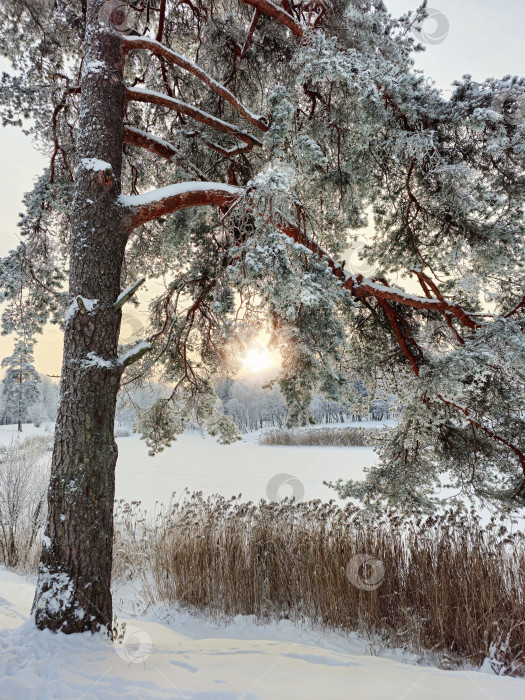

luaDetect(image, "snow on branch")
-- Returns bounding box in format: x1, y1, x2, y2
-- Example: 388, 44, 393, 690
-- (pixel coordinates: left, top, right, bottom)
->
118, 340, 152, 367
122, 36, 268, 132
123, 126, 207, 179
82, 352, 115, 370
124, 126, 180, 161
80, 157, 112, 172
126, 88, 262, 156
119, 181, 242, 229
65, 296, 98, 323
350, 277, 479, 330
114, 278, 146, 310
277, 216, 479, 330
119, 179, 477, 341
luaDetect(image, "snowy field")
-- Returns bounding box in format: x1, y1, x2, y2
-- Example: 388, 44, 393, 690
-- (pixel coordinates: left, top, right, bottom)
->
114, 424, 383, 509
2, 567, 525, 699
1, 423, 525, 698
0, 422, 382, 509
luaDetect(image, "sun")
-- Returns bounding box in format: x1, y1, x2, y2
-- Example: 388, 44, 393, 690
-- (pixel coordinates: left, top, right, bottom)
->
242, 346, 274, 374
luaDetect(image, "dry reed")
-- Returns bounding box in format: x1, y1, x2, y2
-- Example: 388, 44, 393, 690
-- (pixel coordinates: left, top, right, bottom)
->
113, 495, 525, 676
259, 426, 379, 447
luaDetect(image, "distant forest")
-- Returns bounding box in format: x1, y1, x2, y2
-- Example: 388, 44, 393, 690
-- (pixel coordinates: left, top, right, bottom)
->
0, 370, 397, 433
115, 370, 398, 433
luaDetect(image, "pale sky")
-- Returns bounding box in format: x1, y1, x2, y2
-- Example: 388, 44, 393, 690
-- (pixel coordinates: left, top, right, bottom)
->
0, 0, 523, 375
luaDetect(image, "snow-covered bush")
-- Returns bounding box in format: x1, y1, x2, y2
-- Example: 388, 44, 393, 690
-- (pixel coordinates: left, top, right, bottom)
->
0, 436, 51, 570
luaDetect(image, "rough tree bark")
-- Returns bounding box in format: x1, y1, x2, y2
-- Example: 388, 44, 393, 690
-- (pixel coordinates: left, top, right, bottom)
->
32, 0, 127, 633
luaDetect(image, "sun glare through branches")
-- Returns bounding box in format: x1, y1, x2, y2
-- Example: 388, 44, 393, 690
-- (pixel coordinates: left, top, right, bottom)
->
241, 341, 279, 374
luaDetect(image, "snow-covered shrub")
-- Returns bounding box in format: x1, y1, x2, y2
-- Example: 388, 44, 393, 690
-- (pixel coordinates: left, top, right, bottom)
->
0, 436, 51, 570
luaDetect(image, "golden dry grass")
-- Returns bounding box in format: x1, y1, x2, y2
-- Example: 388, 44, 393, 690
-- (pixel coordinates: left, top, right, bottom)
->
259, 426, 379, 446
113, 495, 525, 675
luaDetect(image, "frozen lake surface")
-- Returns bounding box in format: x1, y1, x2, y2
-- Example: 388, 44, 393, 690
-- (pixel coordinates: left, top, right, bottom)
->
0, 421, 381, 509
114, 426, 381, 509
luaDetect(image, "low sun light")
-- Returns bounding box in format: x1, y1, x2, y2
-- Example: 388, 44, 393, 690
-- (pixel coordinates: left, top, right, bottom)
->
242, 346, 274, 374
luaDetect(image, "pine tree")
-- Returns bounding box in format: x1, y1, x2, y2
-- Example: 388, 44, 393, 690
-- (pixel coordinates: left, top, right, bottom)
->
0, 0, 523, 633
1, 337, 40, 431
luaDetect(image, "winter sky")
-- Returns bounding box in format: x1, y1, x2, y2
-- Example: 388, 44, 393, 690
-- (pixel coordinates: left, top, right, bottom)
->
0, 0, 523, 375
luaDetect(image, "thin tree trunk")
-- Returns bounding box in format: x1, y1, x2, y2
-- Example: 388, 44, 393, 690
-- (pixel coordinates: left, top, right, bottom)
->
32, 1, 127, 634
18, 371, 22, 431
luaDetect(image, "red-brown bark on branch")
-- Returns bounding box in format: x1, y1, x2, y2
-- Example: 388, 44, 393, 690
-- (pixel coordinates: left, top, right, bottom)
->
277, 218, 479, 329
126, 87, 261, 156
239, 9, 261, 59
242, 0, 304, 37
124, 125, 181, 161
375, 297, 421, 376
123, 126, 208, 180
121, 182, 241, 229
121, 175, 479, 336
120, 174, 478, 348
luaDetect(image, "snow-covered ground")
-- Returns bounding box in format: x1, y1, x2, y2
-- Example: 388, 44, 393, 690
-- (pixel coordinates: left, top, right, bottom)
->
2, 422, 524, 698
1, 567, 524, 699
115, 425, 381, 509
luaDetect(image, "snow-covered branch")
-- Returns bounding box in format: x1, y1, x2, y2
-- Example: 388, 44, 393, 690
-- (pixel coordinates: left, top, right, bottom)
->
350, 278, 479, 330
277, 218, 479, 330
126, 88, 262, 156
122, 36, 268, 132
242, 0, 304, 37
118, 340, 152, 368
123, 126, 207, 179
120, 180, 478, 336
119, 181, 242, 229
114, 278, 146, 311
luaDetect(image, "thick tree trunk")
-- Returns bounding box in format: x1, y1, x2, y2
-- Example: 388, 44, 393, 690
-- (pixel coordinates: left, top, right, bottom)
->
32, 1, 127, 634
